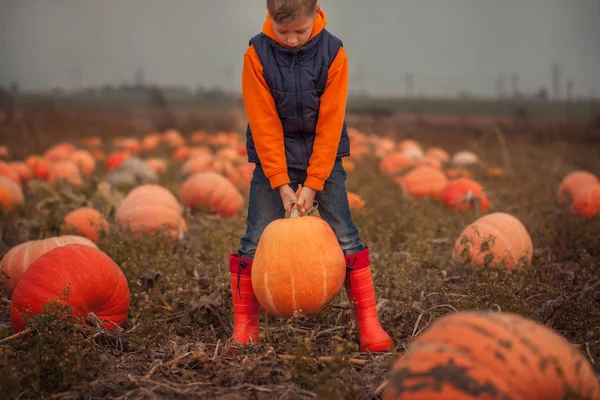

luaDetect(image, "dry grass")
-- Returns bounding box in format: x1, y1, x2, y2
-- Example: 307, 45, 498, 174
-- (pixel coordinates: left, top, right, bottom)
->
0, 105, 599, 399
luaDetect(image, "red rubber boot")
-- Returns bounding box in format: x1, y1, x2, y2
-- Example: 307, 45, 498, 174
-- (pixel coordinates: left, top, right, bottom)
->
229, 254, 261, 344
345, 247, 394, 352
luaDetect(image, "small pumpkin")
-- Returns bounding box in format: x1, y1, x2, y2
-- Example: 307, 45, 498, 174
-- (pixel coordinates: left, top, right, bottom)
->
0, 235, 97, 296
63, 207, 110, 242
69, 149, 97, 176
44, 142, 75, 162
180, 171, 244, 218
145, 158, 168, 174
379, 152, 416, 175
105, 151, 131, 171
0, 161, 21, 187
10, 244, 130, 332
426, 147, 450, 163
452, 150, 480, 167
0, 176, 24, 212
162, 129, 186, 148
570, 183, 600, 218
558, 170, 598, 205
25, 155, 51, 179
251, 210, 346, 317
47, 160, 84, 186
452, 212, 533, 270
348, 191, 365, 210
394, 166, 448, 199
383, 311, 600, 400
8, 161, 34, 182
441, 178, 490, 213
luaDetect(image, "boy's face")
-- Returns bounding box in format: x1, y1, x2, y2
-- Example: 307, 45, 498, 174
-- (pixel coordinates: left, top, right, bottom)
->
270, 5, 320, 50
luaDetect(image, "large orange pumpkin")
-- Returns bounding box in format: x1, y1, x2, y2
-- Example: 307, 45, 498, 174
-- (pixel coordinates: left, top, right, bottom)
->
10, 244, 130, 332
394, 166, 448, 199
0, 235, 97, 295
0, 176, 24, 212
63, 207, 110, 242
441, 178, 490, 213
115, 184, 186, 240
452, 212, 533, 270
558, 170, 598, 205
180, 172, 244, 218
251, 211, 346, 317
383, 311, 600, 400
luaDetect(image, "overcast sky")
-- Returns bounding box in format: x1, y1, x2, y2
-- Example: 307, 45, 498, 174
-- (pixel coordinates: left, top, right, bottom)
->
1, 0, 599, 98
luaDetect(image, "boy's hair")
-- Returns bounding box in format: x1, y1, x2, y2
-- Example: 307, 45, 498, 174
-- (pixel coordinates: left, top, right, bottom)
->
267, 0, 318, 23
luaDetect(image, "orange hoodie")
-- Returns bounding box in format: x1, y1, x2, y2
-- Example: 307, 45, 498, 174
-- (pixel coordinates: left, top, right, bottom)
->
241, 9, 349, 191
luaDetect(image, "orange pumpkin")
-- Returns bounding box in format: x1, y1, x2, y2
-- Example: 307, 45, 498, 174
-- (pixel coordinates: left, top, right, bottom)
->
142, 133, 162, 151
47, 160, 83, 186
0, 161, 21, 187
441, 178, 490, 213
180, 172, 244, 218
162, 129, 186, 148
63, 207, 110, 242
558, 170, 598, 205
10, 244, 130, 332
25, 155, 51, 179
384, 311, 599, 400
115, 184, 186, 240
0, 145, 8, 158
394, 166, 448, 199
0, 235, 97, 295
9, 162, 34, 182
44, 142, 75, 162
251, 210, 346, 317
426, 147, 450, 162
446, 168, 472, 179
348, 192, 365, 210
114, 137, 140, 154
570, 183, 600, 218
452, 212, 533, 270
69, 149, 96, 176
180, 155, 213, 179
80, 136, 102, 148
0, 176, 24, 212
379, 152, 416, 175
105, 151, 131, 171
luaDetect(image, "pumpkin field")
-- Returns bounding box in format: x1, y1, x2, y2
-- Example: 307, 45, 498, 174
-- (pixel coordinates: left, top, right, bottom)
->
1, 105, 599, 399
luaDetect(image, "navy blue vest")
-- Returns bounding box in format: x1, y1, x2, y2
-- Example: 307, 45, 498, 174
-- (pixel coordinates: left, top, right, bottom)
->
245, 29, 350, 170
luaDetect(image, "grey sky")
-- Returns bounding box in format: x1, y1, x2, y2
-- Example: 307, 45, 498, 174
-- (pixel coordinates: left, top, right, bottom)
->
1, 0, 599, 98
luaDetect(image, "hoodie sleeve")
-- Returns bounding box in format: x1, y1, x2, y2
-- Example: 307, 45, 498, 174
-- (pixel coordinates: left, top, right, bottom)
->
241, 44, 290, 189
304, 46, 349, 191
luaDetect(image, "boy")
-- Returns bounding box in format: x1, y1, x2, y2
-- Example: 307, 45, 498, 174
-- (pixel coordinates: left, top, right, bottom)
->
229, 0, 393, 352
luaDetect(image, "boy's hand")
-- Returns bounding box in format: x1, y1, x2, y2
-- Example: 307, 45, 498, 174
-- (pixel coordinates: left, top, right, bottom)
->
295, 186, 316, 215
278, 185, 298, 214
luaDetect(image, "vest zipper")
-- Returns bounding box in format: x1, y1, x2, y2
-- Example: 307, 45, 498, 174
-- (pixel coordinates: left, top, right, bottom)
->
294, 52, 303, 134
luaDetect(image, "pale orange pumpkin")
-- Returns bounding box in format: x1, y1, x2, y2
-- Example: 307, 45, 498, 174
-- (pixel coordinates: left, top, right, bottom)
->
0, 235, 97, 295
180, 155, 214, 179
398, 139, 424, 159
115, 184, 186, 240
44, 142, 75, 162
9, 162, 33, 182
180, 172, 244, 218
47, 160, 84, 186
0, 145, 9, 158
0, 176, 24, 212
162, 129, 186, 148
416, 155, 443, 170
0, 161, 21, 187
142, 133, 162, 151
379, 152, 416, 175
69, 149, 96, 176
251, 210, 346, 317
394, 166, 448, 199
63, 207, 110, 242
452, 212, 533, 270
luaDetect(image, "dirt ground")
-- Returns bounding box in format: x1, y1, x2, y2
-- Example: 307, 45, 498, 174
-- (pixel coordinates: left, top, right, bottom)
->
1, 106, 599, 399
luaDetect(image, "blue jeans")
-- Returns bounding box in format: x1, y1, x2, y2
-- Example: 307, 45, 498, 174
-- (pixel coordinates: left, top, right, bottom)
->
238, 158, 366, 259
